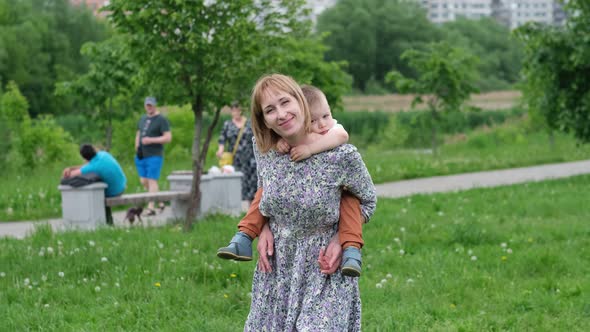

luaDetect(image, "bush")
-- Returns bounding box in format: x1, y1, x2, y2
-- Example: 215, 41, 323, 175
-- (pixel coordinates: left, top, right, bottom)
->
11, 115, 79, 169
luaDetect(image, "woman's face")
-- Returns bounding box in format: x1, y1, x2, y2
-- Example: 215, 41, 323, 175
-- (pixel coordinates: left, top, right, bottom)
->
260, 87, 304, 140
230, 106, 241, 119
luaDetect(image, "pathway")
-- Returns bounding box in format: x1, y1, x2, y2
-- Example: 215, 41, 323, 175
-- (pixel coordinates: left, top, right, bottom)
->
2, 160, 590, 239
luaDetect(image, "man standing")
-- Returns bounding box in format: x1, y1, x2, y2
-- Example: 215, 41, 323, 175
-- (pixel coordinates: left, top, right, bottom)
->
135, 96, 172, 215
62, 144, 127, 225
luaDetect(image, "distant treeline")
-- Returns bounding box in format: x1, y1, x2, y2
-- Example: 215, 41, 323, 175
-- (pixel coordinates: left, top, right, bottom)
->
317, 0, 523, 93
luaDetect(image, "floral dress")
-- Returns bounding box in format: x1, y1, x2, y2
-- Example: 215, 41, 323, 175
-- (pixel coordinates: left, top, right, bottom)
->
245, 143, 377, 331
218, 119, 257, 201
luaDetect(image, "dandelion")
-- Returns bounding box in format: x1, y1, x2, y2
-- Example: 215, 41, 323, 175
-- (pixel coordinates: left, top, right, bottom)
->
44, 304, 49, 308
115, 282, 120, 288
501, 242, 507, 248
507, 248, 513, 254
399, 249, 405, 255
467, 249, 473, 255
230, 273, 237, 278
501, 256, 507, 261
401, 208, 407, 214
41, 275, 47, 282
28, 285, 33, 289
38, 250, 45, 257
58, 240, 63, 246
83, 278, 88, 283
471, 256, 477, 261
223, 294, 229, 298
386, 273, 392, 279
154, 282, 161, 287
158, 243, 164, 249
95, 286, 101, 292
24, 278, 31, 286
144, 270, 150, 274
400, 227, 406, 232
381, 279, 387, 284
101, 257, 108, 262
193, 249, 199, 254
88, 240, 95, 247
58, 272, 64, 278
394, 237, 400, 243
450, 303, 456, 309
174, 28, 181, 35
376, 283, 383, 288
528, 237, 534, 243
47, 247, 54, 254
0, 272, 5, 278
437, 211, 444, 216
406, 278, 414, 283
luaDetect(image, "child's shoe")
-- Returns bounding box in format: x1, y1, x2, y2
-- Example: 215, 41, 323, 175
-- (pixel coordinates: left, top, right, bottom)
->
341, 247, 362, 277
217, 232, 253, 261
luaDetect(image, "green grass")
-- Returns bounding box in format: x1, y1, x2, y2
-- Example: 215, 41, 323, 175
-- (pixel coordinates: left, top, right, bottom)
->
364, 127, 590, 184
2, 119, 590, 222
1, 175, 589, 331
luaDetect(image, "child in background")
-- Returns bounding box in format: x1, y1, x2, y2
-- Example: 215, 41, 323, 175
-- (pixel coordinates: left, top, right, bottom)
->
217, 85, 365, 277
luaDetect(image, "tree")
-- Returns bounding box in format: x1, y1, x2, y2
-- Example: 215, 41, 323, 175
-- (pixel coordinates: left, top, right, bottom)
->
386, 42, 478, 154
515, 0, 590, 143
0, 0, 110, 117
441, 17, 523, 91
56, 35, 137, 150
105, 0, 350, 229
317, 0, 439, 92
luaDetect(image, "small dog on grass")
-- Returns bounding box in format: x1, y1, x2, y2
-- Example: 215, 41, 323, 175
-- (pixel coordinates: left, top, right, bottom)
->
124, 206, 143, 224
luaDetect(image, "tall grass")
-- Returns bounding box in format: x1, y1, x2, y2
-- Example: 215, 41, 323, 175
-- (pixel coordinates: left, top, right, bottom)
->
1, 175, 589, 330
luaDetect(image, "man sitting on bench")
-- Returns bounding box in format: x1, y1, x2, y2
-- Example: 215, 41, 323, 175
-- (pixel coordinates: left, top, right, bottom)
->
62, 144, 127, 225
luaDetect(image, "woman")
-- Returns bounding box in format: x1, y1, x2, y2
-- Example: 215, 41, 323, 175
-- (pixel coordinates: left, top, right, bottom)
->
216, 102, 257, 203
245, 74, 377, 331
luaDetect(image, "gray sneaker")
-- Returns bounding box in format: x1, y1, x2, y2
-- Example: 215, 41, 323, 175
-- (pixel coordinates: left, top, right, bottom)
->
217, 232, 253, 261
341, 247, 362, 277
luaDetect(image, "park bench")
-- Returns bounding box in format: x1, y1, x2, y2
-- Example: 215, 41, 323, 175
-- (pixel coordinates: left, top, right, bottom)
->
105, 191, 191, 207
58, 172, 243, 228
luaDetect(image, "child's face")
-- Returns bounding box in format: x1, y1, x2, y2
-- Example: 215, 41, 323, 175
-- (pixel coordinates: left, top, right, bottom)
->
310, 99, 334, 135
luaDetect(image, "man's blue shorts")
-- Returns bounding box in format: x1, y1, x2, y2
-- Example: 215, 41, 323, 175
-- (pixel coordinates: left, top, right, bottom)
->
135, 156, 164, 180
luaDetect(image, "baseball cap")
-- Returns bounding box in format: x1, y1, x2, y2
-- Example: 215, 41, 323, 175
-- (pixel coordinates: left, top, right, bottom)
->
144, 96, 157, 106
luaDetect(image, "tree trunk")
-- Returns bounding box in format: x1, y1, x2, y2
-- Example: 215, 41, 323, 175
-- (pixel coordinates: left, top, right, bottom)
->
185, 94, 204, 231
429, 103, 439, 156
105, 97, 113, 151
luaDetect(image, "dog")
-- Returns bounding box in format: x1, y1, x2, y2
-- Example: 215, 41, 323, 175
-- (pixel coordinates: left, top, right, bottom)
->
124, 206, 143, 224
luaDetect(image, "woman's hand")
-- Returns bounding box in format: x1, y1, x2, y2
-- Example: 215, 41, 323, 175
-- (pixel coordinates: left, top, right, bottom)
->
216, 146, 224, 159
318, 233, 342, 275
257, 223, 275, 272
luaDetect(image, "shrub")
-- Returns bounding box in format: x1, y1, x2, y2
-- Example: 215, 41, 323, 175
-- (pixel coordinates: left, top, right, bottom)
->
11, 115, 79, 169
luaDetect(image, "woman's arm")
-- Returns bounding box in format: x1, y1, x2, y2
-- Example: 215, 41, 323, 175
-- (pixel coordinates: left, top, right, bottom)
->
339, 146, 377, 223
256, 222, 274, 272
216, 121, 229, 158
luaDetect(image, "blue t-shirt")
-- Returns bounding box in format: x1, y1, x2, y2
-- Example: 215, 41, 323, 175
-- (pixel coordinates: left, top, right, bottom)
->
81, 151, 127, 197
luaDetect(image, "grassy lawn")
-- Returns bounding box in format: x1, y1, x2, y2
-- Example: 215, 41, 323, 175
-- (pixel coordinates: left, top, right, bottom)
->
363, 127, 590, 184
1, 175, 589, 331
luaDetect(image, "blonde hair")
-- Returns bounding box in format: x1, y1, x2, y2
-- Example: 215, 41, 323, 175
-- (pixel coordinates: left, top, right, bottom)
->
250, 74, 311, 153
300, 85, 327, 113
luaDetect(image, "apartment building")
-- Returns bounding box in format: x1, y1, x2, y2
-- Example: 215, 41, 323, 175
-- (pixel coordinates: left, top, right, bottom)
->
420, 0, 565, 28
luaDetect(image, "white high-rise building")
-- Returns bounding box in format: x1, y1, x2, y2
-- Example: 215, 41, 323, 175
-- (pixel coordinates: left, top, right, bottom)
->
419, 0, 565, 28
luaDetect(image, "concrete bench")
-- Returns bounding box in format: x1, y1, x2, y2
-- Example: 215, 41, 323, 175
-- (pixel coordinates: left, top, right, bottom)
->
58, 172, 243, 228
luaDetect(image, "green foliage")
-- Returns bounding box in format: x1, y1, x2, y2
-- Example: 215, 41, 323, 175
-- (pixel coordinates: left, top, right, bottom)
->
0, 81, 29, 123
0, 81, 29, 168
515, 0, 590, 143
0, 0, 110, 117
56, 35, 138, 149
11, 115, 78, 169
317, 0, 439, 92
386, 42, 479, 153
441, 17, 524, 91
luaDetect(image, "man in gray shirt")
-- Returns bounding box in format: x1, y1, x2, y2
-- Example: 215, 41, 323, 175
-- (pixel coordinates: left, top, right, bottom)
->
135, 96, 172, 215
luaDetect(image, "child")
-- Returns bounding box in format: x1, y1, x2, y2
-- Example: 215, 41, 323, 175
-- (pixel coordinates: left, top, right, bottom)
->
217, 85, 365, 277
